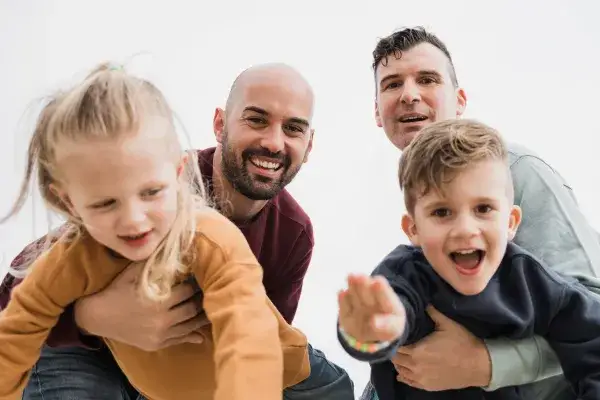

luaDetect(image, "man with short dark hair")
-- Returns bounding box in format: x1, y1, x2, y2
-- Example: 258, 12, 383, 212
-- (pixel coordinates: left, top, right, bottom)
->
360, 26, 600, 400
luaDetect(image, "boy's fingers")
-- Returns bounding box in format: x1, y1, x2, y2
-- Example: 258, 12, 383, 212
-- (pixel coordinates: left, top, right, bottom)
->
338, 289, 353, 317
354, 275, 377, 309
346, 274, 367, 314
371, 276, 395, 314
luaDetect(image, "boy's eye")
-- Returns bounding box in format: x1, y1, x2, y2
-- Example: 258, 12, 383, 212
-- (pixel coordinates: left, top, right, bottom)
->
476, 204, 492, 213
432, 208, 450, 217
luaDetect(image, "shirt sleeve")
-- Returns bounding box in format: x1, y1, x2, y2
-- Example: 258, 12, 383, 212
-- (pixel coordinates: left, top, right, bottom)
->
0, 237, 100, 398
192, 212, 284, 400
337, 251, 426, 364
484, 153, 600, 391
267, 224, 313, 324
0, 229, 101, 349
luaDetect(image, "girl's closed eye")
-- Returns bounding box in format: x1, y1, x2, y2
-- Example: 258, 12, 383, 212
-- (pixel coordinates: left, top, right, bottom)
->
89, 199, 115, 210
143, 187, 164, 198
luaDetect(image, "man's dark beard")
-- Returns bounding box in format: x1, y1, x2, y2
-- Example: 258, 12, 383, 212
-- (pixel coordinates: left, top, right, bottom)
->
220, 132, 302, 200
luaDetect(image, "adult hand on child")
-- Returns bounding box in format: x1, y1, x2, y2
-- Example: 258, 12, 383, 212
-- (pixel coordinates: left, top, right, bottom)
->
338, 273, 406, 343
74, 262, 210, 351
392, 305, 492, 391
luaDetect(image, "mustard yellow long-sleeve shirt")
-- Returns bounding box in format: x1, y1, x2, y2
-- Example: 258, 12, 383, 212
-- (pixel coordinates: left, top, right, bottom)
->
0, 208, 310, 400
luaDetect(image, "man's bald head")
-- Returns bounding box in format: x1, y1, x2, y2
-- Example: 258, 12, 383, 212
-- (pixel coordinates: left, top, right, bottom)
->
225, 63, 314, 117
214, 62, 315, 201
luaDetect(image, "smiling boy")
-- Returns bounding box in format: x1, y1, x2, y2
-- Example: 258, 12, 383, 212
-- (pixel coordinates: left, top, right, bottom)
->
337, 119, 600, 399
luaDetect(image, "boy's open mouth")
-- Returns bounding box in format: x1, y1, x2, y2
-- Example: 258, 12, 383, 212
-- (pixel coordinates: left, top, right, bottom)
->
449, 249, 485, 275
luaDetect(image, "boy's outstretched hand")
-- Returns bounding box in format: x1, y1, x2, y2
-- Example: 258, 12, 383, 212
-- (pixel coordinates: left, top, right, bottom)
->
338, 274, 407, 343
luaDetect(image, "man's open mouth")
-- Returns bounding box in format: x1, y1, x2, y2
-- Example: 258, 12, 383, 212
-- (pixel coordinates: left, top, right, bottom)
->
398, 114, 428, 123
249, 156, 283, 171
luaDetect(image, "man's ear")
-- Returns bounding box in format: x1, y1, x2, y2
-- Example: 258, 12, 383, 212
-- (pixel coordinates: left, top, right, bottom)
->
375, 100, 383, 128
213, 107, 226, 143
49, 183, 78, 217
303, 129, 314, 163
507, 205, 522, 241
401, 213, 420, 246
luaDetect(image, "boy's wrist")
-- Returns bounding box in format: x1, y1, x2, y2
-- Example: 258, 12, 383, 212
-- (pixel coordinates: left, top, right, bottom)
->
338, 326, 392, 353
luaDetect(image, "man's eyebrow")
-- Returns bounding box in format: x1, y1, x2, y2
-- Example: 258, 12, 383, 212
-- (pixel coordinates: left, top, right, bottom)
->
379, 73, 401, 87
418, 69, 443, 78
287, 117, 309, 127
379, 70, 444, 86
244, 106, 309, 127
242, 106, 268, 115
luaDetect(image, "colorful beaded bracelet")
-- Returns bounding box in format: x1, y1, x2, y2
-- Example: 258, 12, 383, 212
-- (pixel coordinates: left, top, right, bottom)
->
339, 327, 391, 353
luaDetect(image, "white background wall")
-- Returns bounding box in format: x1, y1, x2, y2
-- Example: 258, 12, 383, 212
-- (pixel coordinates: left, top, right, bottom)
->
1, 0, 599, 395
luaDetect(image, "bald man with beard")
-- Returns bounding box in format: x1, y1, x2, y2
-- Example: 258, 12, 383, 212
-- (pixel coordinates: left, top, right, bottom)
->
1, 63, 354, 400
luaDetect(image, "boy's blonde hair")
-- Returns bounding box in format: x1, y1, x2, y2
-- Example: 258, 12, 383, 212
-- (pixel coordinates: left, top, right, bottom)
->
398, 119, 511, 213
2, 63, 207, 302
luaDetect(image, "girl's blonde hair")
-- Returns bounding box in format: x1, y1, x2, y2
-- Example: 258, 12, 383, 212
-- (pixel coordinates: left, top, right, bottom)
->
2, 62, 207, 302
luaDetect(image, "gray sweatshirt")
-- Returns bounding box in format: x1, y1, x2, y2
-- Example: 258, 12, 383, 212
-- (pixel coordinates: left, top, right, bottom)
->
482, 143, 600, 394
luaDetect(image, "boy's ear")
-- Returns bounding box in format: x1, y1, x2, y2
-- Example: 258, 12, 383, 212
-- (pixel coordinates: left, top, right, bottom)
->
401, 214, 420, 246
507, 205, 522, 241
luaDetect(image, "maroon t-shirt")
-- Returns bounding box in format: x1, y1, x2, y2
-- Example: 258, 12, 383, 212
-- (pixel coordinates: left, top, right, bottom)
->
0, 147, 314, 347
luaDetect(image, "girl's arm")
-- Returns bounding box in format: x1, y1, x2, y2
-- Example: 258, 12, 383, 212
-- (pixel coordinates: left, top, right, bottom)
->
191, 210, 288, 400
0, 234, 122, 399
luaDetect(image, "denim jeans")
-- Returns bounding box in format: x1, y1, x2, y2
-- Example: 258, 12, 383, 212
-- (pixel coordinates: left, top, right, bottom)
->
23, 344, 354, 400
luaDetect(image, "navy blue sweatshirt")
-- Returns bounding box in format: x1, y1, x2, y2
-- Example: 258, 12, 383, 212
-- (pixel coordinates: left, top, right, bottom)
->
339, 243, 600, 399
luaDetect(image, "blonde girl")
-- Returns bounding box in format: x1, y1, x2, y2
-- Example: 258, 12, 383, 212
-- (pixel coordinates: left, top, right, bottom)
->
0, 63, 309, 400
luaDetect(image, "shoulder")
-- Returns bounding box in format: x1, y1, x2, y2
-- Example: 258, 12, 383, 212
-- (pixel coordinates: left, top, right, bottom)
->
504, 242, 578, 287
269, 189, 314, 244
506, 142, 575, 206
507, 142, 566, 183
193, 207, 249, 258
374, 245, 427, 279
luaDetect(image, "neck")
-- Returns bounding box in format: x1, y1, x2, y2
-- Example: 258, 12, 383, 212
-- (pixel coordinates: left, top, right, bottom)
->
212, 146, 269, 222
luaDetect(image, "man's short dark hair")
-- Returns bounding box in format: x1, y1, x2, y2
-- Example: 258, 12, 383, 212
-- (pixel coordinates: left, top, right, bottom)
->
372, 26, 459, 87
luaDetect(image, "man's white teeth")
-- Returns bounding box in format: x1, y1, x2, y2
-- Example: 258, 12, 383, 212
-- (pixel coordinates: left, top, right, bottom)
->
250, 157, 281, 170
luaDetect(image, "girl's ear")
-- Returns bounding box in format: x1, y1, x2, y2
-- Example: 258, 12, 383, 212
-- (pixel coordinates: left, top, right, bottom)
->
177, 152, 190, 178
49, 183, 78, 217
